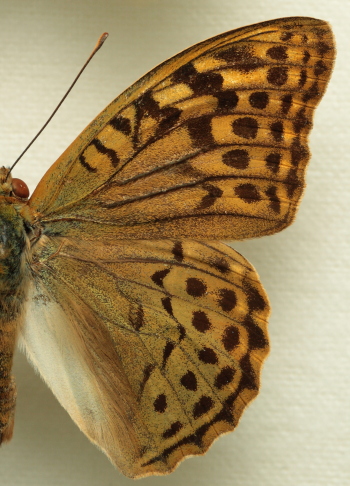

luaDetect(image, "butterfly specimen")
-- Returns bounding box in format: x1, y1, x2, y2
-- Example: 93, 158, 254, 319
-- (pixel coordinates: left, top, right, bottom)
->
0, 17, 334, 478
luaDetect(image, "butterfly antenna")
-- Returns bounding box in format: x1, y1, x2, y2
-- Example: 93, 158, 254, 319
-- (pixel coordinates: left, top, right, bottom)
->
7, 32, 109, 176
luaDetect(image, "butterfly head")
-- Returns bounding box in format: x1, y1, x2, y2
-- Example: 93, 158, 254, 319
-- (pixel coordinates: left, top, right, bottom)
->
0, 168, 34, 256
0, 168, 30, 200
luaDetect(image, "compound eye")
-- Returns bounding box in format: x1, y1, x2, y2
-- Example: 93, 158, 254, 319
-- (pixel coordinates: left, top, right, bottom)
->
12, 178, 30, 199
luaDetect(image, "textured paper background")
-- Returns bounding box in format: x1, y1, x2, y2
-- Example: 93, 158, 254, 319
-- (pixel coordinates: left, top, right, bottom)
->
0, 1, 348, 485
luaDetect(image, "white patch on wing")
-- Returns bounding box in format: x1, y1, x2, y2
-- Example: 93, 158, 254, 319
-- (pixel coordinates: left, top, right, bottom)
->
18, 279, 146, 477
18, 281, 105, 432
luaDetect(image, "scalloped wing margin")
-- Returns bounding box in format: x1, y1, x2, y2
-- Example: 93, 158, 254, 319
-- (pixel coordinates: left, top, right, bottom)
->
20, 237, 269, 477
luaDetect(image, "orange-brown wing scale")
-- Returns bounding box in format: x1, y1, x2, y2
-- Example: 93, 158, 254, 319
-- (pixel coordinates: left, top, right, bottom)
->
17, 16, 335, 478
21, 237, 269, 478
29, 17, 335, 241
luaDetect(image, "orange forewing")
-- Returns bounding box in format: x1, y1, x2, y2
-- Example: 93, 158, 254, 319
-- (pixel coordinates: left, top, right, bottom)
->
30, 17, 334, 242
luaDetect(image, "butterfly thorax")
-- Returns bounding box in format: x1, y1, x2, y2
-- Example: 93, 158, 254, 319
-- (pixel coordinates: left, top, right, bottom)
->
0, 168, 37, 322
0, 198, 29, 313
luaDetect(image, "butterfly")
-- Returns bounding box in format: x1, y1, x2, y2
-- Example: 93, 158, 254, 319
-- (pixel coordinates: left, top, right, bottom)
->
0, 17, 334, 478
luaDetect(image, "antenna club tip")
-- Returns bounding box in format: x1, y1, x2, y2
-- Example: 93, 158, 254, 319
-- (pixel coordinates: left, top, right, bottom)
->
95, 32, 109, 51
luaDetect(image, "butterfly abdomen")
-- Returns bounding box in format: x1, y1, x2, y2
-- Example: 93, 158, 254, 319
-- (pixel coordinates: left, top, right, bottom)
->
0, 199, 29, 444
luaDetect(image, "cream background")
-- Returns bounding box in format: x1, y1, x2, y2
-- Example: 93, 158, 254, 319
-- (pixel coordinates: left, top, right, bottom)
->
0, 1, 348, 485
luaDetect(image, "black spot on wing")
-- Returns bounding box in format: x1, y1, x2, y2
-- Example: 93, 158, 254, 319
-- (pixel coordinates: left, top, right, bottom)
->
109, 115, 132, 135
154, 394, 167, 413
242, 315, 268, 350
91, 138, 120, 167
192, 311, 211, 333
151, 268, 170, 288
193, 396, 214, 419
222, 325, 239, 351
162, 297, 173, 316
172, 241, 184, 262
130, 305, 145, 331
265, 152, 281, 173
79, 154, 97, 173
163, 421, 183, 439
162, 342, 175, 367
181, 371, 198, 391
187, 116, 215, 148
139, 364, 155, 396
281, 94, 292, 114
186, 278, 207, 297
197, 184, 223, 210
214, 366, 236, 389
